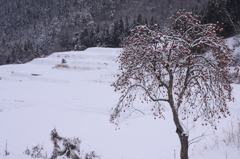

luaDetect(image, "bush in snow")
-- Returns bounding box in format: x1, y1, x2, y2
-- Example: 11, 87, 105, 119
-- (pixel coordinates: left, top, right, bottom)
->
24, 144, 47, 159
50, 128, 101, 159
62, 58, 67, 64
84, 151, 100, 159
23, 129, 101, 159
50, 128, 81, 159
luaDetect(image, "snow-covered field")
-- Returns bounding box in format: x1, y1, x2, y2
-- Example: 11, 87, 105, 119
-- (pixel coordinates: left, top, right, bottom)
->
0, 47, 240, 159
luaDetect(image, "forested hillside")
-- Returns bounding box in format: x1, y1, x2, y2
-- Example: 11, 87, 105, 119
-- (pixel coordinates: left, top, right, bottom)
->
0, 0, 239, 65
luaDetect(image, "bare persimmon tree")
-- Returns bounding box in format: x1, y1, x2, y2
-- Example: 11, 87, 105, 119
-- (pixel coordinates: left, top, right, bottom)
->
110, 10, 236, 159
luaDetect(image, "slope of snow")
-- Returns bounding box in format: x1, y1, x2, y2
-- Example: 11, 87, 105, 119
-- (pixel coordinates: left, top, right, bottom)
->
0, 47, 239, 159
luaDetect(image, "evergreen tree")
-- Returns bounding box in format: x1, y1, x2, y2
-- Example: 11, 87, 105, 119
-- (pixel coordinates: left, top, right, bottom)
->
137, 13, 143, 25
144, 18, 148, 26
119, 17, 125, 34
80, 28, 90, 47
111, 20, 121, 47
150, 16, 155, 29
125, 16, 130, 36
103, 27, 111, 47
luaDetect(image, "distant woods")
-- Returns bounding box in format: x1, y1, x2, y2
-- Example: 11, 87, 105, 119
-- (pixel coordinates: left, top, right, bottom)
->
199, 0, 240, 37
0, 0, 239, 65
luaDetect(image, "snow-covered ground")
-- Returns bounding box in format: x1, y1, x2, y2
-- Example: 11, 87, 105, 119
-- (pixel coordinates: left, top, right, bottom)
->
0, 47, 240, 159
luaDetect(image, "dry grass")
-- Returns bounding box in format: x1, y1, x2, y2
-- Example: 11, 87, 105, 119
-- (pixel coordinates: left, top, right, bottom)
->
190, 117, 240, 157
53, 64, 70, 69
222, 118, 240, 148
53, 64, 102, 71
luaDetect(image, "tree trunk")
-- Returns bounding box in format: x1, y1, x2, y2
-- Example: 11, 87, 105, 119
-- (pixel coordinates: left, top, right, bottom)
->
169, 98, 189, 159
176, 128, 189, 159
168, 73, 189, 159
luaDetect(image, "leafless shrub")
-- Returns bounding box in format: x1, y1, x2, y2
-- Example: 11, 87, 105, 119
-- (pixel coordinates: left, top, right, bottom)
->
50, 128, 81, 159
24, 144, 47, 159
222, 118, 240, 148
4, 141, 9, 156
84, 151, 101, 159
22, 129, 101, 159
24, 147, 30, 155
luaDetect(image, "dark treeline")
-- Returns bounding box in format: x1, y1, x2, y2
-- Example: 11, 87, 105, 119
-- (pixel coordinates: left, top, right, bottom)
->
199, 0, 240, 37
0, 0, 119, 64
0, 0, 239, 65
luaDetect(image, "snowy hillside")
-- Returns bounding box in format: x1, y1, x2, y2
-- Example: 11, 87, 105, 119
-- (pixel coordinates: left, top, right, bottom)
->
0, 47, 240, 159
